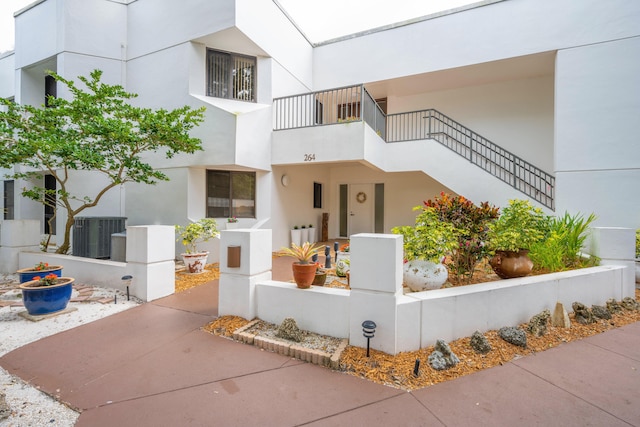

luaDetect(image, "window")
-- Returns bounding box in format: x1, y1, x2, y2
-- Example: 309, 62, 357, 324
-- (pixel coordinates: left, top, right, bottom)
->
338, 102, 361, 121
206, 49, 256, 102
207, 170, 256, 218
3, 180, 14, 220
45, 75, 57, 108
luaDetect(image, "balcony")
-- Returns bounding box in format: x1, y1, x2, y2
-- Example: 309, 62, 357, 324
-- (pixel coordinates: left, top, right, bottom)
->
273, 85, 555, 210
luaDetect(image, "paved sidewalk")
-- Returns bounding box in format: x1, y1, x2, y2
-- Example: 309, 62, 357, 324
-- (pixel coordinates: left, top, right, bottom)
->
1, 268, 639, 426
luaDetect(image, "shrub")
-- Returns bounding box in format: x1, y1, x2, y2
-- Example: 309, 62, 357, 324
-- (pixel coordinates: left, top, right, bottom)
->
529, 212, 597, 272
424, 192, 499, 283
487, 200, 548, 252
392, 207, 458, 263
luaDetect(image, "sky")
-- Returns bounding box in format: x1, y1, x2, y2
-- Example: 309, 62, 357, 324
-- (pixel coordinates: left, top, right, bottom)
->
0, 0, 477, 53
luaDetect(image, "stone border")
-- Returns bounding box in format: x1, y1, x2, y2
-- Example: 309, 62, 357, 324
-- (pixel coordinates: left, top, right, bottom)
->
232, 319, 348, 369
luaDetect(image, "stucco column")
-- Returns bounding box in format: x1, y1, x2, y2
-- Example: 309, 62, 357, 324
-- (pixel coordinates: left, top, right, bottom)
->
218, 229, 272, 320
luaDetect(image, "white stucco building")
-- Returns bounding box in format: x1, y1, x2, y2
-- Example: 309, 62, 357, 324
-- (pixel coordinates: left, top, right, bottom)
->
1, 0, 638, 258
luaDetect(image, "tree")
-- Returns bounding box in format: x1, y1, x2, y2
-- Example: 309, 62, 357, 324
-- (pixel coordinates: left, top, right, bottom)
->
0, 69, 206, 254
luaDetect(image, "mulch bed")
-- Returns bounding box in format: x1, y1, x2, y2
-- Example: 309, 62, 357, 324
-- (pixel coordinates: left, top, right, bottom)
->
187, 265, 640, 391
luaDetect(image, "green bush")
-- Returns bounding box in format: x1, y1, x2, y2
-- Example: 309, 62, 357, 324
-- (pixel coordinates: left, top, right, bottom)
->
424, 192, 499, 283
487, 200, 548, 252
392, 207, 458, 263
529, 212, 598, 272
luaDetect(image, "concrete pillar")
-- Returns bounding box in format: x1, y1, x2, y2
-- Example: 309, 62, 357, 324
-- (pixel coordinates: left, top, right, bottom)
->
348, 233, 420, 355
0, 220, 41, 273
218, 229, 272, 319
589, 227, 636, 296
126, 225, 175, 301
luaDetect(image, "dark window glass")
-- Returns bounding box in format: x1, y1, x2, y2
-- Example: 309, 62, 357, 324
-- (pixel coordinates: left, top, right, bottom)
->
207, 170, 256, 218
3, 180, 14, 220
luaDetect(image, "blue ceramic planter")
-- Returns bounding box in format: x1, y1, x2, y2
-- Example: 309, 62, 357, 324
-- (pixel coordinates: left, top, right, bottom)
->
20, 277, 74, 316
17, 266, 63, 283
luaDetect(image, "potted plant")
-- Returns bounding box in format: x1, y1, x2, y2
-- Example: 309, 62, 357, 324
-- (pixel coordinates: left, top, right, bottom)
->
176, 218, 219, 274
307, 224, 316, 244
19, 274, 75, 315
300, 225, 309, 244
392, 207, 458, 291
291, 225, 302, 247
280, 242, 323, 288
17, 261, 64, 284
226, 216, 239, 229
335, 242, 351, 277
313, 262, 327, 286
487, 199, 548, 278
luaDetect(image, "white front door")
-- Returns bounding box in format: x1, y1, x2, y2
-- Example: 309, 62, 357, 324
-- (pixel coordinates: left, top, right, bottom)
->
348, 183, 374, 236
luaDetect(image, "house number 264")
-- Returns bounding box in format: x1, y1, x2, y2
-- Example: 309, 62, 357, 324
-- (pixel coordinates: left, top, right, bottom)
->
304, 153, 316, 161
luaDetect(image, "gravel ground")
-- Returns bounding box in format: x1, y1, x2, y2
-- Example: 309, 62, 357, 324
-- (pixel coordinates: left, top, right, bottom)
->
0, 273, 141, 427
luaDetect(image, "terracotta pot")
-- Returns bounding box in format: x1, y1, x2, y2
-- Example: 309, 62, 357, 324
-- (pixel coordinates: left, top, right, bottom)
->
292, 262, 317, 289
181, 252, 209, 274
20, 277, 74, 315
489, 250, 533, 279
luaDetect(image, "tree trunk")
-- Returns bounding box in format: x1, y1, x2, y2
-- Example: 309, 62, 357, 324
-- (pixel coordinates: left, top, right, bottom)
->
56, 216, 75, 254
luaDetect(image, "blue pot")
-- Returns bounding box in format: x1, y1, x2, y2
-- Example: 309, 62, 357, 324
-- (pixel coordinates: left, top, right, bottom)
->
20, 277, 74, 316
17, 266, 63, 283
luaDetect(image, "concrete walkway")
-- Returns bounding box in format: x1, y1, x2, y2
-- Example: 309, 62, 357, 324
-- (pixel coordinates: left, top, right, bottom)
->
1, 269, 639, 426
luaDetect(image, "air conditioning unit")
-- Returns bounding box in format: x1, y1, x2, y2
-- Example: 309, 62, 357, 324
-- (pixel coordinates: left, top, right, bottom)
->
73, 217, 126, 259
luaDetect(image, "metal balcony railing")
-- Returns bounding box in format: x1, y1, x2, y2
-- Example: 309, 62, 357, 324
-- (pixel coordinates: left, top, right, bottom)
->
274, 87, 555, 210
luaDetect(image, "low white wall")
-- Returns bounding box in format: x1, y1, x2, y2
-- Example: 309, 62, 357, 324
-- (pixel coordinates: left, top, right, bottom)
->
255, 281, 350, 338
219, 228, 635, 355
413, 265, 625, 347
19, 251, 128, 290
11, 225, 176, 302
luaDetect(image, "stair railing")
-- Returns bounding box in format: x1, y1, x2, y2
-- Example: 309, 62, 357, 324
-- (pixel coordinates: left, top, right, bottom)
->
387, 109, 555, 210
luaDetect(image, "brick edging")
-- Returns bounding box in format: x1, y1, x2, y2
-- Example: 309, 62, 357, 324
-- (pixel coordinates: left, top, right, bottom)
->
232, 320, 347, 369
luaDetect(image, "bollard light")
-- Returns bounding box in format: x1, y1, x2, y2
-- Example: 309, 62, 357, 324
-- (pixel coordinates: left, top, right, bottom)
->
121, 275, 133, 301
334, 241, 339, 253
413, 358, 421, 377
362, 320, 377, 357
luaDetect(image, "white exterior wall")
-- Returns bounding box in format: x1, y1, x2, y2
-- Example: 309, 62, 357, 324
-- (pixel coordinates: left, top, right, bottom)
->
0, 53, 15, 99
391, 75, 555, 173
555, 37, 640, 228
312, 0, 640, 89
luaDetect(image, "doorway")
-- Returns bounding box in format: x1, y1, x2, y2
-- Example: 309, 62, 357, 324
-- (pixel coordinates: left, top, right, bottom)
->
339, 183, 383, 238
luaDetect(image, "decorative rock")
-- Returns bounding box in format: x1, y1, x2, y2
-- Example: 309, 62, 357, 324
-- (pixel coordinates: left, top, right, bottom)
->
498, 326, 527, 348
606, 298, 623, 314
551, 302, 571, 328
572, 302, 595, 325
527, 309, 550, 337
591, 305, 611, 320
621, 297, 640, 311
0, 392, 9, 421
427, 339, 460, 370
469, 331, 492, 354
276, 317, 303, 342
403, 260, 448, 292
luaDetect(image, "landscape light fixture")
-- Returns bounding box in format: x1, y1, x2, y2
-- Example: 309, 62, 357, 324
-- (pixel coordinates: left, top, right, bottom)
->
121, 275, 133, 301
361, 320, 377, 357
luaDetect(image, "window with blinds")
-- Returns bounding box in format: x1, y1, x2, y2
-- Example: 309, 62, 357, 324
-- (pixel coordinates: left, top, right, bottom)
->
206, 170, 256, 218
206, 49, 256, 102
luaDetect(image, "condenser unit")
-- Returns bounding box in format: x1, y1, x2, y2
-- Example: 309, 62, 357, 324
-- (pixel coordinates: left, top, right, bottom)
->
73, 217, 126, 259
